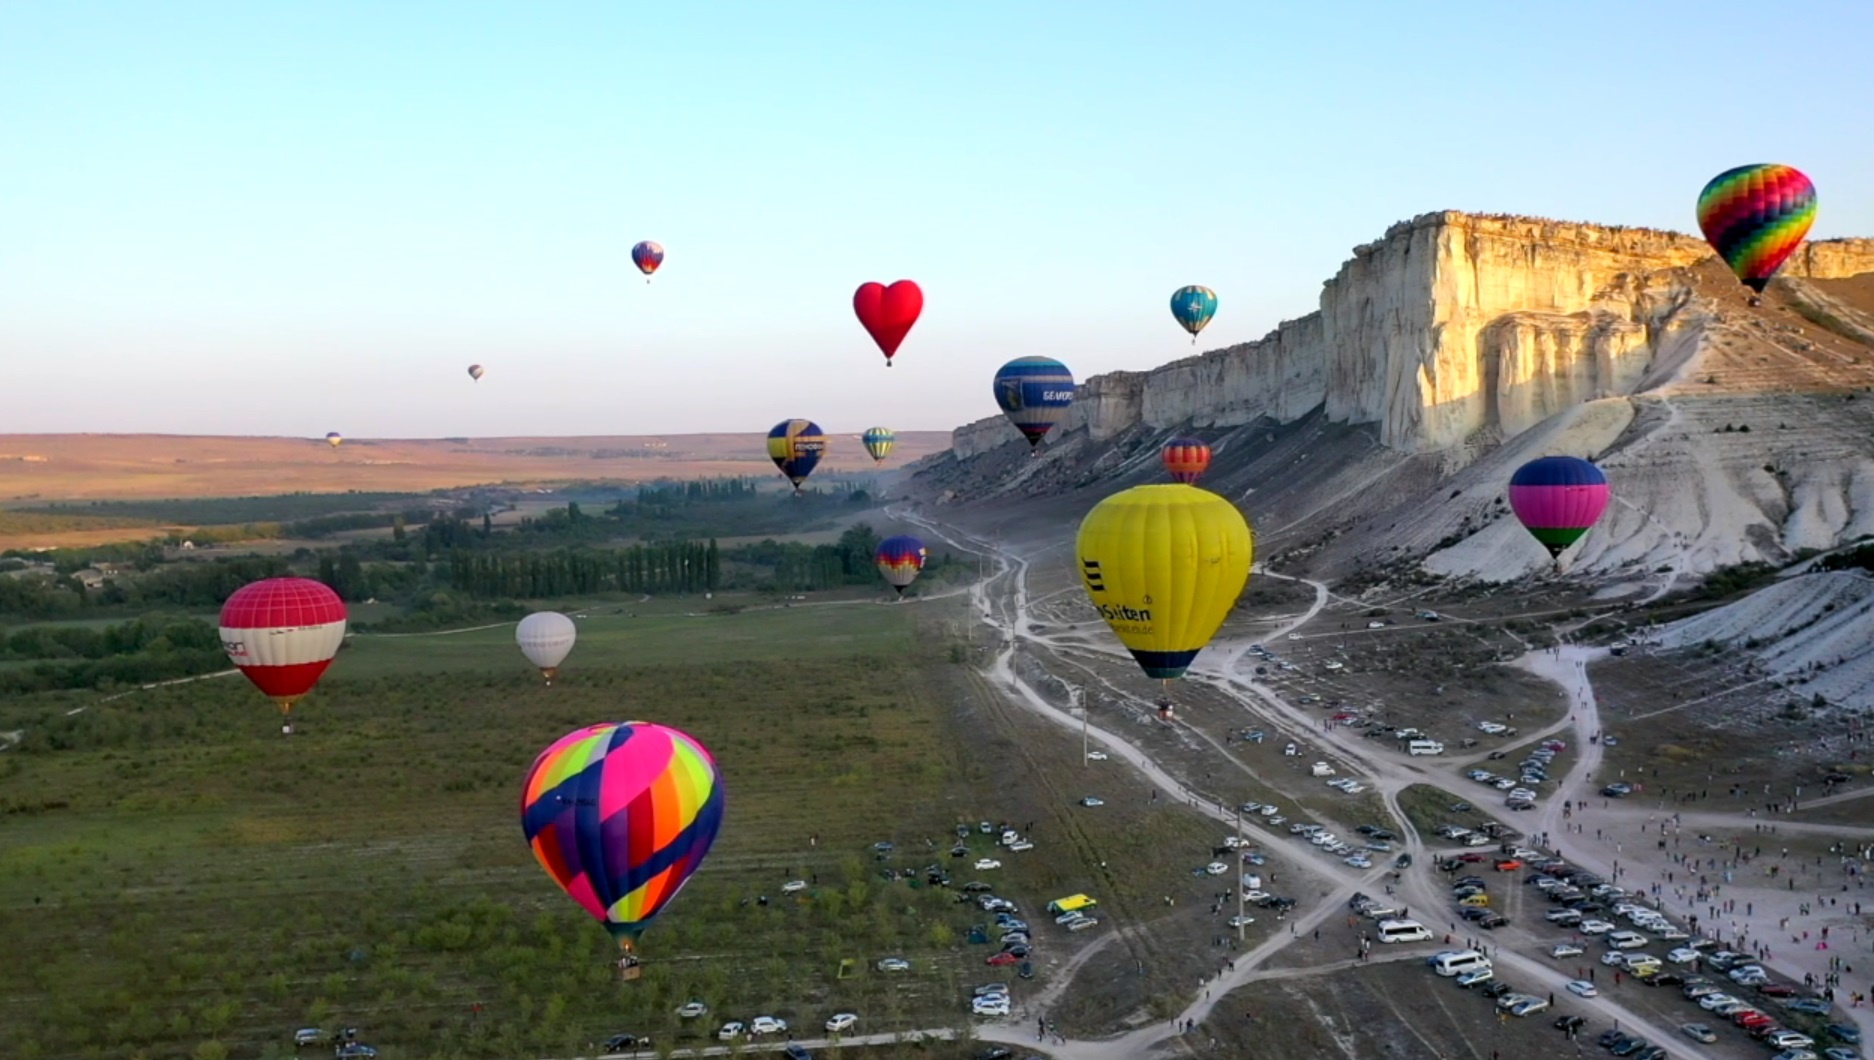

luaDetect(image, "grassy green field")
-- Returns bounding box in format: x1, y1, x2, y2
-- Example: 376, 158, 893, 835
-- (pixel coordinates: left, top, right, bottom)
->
0, 594, 1056, 1060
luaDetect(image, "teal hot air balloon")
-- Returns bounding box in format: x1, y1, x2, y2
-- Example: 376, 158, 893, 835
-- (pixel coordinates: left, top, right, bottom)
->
992, 357, 1075, 454
1170, 286, 1218, 344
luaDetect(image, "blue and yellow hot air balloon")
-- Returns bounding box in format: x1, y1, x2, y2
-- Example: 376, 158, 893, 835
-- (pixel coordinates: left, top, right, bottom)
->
766, 419, 827, 494
520, 721, 725, 979
862, 427, 897, 463
1170, 285, 1218, 344
875, 535, 927, 597
992, 357, 1075, 454
324, 432, 343, 449
1076, 484, 1254, 720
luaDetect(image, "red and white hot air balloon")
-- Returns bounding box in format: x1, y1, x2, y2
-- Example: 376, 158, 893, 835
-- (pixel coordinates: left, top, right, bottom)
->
219, 577, 348, 735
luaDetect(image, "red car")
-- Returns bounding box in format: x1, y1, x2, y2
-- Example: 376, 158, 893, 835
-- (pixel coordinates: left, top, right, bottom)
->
1494, 859, 1523, 872
1457, 853, 1487, 863
986, 952, 1019, 966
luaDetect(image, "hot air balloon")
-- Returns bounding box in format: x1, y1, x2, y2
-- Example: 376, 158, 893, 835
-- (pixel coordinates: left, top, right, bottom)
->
517, 611, 577, 685
875, 535, 927, 597
766, 419, 826, 494
1696, 164, 1816, 304
632, 241, 665, 282
862, 427, 897, 463
219, 577, 347, 735
521, 721, 724, 980
1076, 485, 1254, 718
1162, 437, 1212, 485
992, 356, 1076, 453
1170, 286, 1218, 344
468, 364, 485, 382
853, 280, 923, 366
1508, 456, 1610, 562
325, 432, 343, 449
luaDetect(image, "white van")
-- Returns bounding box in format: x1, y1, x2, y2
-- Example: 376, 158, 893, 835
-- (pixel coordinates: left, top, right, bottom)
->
1311, 761, 1336, 777
1432, 950, 1491, 977
1407, 740, 1444, 756
1377, 919, 1433, 943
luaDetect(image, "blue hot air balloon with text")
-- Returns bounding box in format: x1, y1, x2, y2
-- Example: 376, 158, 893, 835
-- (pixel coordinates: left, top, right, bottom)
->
992, 357, 1076, 454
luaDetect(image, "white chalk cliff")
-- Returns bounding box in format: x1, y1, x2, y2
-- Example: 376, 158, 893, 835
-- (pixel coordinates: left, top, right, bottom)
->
947, 212, 1874, 460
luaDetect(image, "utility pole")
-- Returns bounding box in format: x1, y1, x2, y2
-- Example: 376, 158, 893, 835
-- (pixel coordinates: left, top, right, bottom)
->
1075, 688, 1088, 766
1235, 800, 1246, 943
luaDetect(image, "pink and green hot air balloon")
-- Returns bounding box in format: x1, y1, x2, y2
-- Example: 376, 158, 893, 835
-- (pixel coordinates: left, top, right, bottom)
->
1508, 456, 1610, 561
520, 721, 725, 978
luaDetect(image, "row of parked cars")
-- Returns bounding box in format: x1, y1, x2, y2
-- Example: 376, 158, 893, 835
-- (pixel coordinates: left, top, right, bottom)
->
1424, 947, 1552, 1019
1522, 855, 1857, 1059
1465, 738, 1566, 810
1282, 818, 1399, 870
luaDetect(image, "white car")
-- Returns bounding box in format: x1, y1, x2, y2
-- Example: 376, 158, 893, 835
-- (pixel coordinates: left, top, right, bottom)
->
1228, 915, 1255, 928
974, 858, 1002, 871
1204, 862, 1229, 876
971, 996, 1011, 1017
825, 1013, 858, 1033
1567, 980, 1598, 998
1551, 942, 1584, 958
1323, 660, 1344, 671
1079, 796, 1104, 807
1666, 947, 1702, 965
1606, 931, 1649, 950
675, 1001, 709, 1019
1085, 750, 1108, 761
716, 1022, 746, 1041
876, 957, 911, 972
749, 1017, 787, 1036
1288, 632, 1303, 640
1578, 919, 1615, 935
781, 880, 808, 893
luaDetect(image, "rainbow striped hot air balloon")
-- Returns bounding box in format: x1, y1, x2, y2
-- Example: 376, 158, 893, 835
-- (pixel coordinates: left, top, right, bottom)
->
1161, 437, 1212, 485
520, 722, 725, 978
1508, 456, 1611, 562
875, 535, 927, 597
862, 427, 896, 463
1696, 164, 1817, 296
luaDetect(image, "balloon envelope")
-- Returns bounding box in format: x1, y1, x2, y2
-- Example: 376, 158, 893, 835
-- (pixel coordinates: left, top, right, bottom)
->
862, 427, 897, 463
325, 432, 343, 448
517, 611, 577, 678
875, 535, 927, 594
219, 577, 347, 710
520, 722, 725, 947
992, 357, 1076, 450
1162, 437, 1212, 484
1170, 286, 1219, 340
632, 241, 665, 277
853, 280, 923, 364
1508, 456, 1610, 559
468, 364, 485, 381
1696, 164, 1816, 294
1076, 485, 1254, 680
766, 419, 826, 490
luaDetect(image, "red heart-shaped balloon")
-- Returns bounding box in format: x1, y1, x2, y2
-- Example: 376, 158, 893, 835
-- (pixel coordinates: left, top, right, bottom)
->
853, 280, 924, 365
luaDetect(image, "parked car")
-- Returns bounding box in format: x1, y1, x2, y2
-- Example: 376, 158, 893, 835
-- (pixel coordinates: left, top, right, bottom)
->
603, 1034, 650, 1051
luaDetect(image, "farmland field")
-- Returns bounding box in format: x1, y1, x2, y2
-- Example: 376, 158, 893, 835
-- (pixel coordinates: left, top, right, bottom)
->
0, 590, 1213, 1060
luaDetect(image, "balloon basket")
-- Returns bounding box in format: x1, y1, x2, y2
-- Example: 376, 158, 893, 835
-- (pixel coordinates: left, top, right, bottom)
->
618, 958, 642, 982
540, 667, 559, 687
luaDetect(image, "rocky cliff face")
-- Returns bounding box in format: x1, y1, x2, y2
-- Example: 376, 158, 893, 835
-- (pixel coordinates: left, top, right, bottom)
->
944, 213, 1874, 460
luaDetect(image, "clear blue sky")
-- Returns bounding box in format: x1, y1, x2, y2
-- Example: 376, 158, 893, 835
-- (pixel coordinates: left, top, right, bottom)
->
3, 1, 1870, 439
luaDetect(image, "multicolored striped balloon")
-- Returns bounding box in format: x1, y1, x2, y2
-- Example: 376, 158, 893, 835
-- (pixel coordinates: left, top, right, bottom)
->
875, 535, 927, 596
1170, 285, 1218, 344
1162, 437, 1212, 484
992, 356, 1076, 453
1695, 164, 1817, 294
862, 426, 896, 463
1508, 456, 1611, 560
520, 722, 725, 956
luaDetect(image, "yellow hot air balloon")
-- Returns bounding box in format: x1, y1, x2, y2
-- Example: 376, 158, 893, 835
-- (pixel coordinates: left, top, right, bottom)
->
1075, 484, 1253, 720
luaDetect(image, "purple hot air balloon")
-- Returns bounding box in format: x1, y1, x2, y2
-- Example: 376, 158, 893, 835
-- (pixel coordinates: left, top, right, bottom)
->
1508, 456, 1610, 561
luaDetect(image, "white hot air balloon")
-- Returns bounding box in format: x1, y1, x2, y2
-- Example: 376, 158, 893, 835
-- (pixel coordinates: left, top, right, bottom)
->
516, 611, 577, 685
